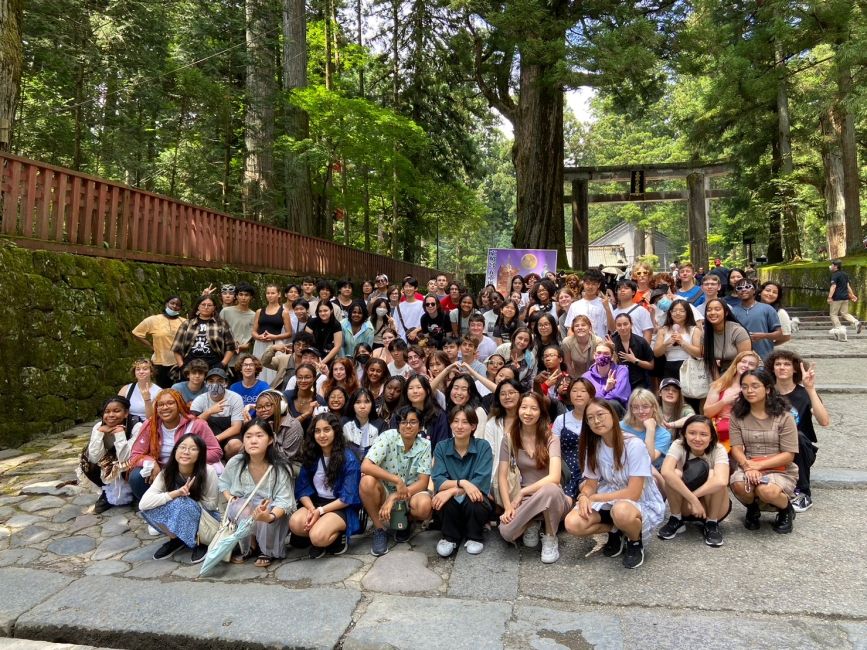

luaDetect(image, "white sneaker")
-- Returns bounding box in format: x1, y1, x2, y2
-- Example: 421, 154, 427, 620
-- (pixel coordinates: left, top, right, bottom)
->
522, 521, 540, 548
436, 539, 457, 557
540, 533, 560, 564
464, 540, 484, 555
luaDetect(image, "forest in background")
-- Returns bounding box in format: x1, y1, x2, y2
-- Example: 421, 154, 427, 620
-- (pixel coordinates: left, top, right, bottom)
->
1, 0, 866, 276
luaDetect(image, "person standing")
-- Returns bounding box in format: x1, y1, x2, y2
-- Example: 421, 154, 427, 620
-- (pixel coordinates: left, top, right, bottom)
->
827, 259, 862, 334
729, 279, 781, 361
221, 283, 257, 358
676, 263, 705, 307
132, 296, 187, 388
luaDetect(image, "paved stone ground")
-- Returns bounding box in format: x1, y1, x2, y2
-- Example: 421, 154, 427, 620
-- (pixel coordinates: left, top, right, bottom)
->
1, 336, 866, 649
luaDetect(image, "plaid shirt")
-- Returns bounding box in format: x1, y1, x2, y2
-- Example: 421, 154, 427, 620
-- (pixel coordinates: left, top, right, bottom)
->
171, 317, 237, 360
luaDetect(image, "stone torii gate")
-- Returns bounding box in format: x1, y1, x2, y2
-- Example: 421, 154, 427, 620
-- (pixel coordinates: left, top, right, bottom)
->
564, 162, 734, 270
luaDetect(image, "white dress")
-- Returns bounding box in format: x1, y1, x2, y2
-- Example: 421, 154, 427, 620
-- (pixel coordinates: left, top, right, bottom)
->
582, 434, 665, 538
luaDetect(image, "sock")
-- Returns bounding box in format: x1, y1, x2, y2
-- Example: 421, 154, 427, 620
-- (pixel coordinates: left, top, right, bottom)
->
706, 519, 717, 524
671, 513, 682, 521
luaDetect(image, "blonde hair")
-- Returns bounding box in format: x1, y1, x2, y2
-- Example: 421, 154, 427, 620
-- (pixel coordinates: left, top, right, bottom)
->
710, 350, 762, 392
623, 388, 664, 428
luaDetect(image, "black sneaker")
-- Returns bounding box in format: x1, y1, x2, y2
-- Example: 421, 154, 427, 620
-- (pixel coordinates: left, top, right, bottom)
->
791, 493, 813, 513
657, 516, 686, 540
394, 525, 411, 543
744, 501, 761, 530
622, 537, 644, 569
308, 545, 326, 559
327, 533, 348, 556
703, 521, 724, 547
602, 531, 625, 557
153, 537, 185, 560
857, 321, 863, 335
190, 544, 208, 564
93, 491, 113, 515
772, 503, 795, 534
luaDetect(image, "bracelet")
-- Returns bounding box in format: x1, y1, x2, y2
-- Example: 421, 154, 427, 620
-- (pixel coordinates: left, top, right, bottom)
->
456, 479, 462, 489
270, 512, 278, 522
317, 506, 325, 517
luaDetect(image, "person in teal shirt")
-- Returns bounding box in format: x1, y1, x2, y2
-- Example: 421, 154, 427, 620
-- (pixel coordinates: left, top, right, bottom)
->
431, 405, 494, 557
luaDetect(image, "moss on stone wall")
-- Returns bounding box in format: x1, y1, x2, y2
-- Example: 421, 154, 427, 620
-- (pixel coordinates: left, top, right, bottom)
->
758, 254, 867, 318
0, 241, 308, 448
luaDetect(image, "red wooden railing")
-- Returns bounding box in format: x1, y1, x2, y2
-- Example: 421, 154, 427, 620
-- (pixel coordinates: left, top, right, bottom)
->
0, 152, 442, 281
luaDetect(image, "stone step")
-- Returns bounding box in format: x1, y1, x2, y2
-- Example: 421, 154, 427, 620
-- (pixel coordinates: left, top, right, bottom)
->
816, 384, 867, 393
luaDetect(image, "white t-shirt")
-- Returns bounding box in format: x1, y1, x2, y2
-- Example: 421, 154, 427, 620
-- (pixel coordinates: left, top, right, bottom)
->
613, 304, 654, 338
158, 424, 181, 465
190, 390, 245, 422
483, 311, 498, 337
393, 301, 424, 340
125, 383, 162, 420
312, 457, 335, 499
565, 297, 610, 337
476, 335, 497, 361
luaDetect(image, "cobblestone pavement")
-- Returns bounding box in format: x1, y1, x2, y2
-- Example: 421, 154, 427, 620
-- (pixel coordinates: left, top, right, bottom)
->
1, 336, 865, 649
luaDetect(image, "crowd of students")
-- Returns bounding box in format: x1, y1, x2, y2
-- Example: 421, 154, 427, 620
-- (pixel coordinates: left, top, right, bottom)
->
82, 264, 825, 570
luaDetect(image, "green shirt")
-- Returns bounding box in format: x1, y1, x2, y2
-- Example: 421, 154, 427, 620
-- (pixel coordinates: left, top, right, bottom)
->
432, 437, 494, 501
366, 428, 432, 490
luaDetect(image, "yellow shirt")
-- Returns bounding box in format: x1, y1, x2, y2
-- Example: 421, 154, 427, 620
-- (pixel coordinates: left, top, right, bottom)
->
132, 314, 187, 366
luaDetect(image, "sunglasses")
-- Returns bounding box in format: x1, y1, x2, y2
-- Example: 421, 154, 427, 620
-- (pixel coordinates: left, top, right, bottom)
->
633, 270, 650, 277
424, 302, 437, 307
736, 283, 755, 291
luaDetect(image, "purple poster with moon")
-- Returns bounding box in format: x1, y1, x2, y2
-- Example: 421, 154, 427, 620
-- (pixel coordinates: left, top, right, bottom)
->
485, 248, 559, 297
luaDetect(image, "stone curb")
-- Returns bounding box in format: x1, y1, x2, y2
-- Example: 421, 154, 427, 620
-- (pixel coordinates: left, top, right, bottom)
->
815, 384, 867, 394
811, 468, 867, 489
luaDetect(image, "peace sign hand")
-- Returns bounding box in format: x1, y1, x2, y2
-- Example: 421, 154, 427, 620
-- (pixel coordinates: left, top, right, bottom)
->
801, 362, 816, 389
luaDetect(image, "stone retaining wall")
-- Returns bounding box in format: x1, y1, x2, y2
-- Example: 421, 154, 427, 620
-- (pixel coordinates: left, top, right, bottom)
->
759, 256, 867, 318
0, 241, 307, 448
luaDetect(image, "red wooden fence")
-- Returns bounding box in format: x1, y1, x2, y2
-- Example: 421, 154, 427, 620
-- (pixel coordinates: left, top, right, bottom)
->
0, 152, 443, 281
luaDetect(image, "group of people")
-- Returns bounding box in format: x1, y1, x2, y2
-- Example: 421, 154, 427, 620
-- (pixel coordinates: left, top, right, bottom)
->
81, 262, 828, 570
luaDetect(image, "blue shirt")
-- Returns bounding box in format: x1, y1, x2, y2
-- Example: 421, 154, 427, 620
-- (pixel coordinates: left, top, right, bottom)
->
677, 285, 706, 307
432, 437, 494, 500
730, 301, 780, 360
229, 380, 270, 406
620, 420, 672, 459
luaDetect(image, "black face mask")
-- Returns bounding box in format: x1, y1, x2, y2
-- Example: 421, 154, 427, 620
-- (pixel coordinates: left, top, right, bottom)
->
356, 355, 371, 366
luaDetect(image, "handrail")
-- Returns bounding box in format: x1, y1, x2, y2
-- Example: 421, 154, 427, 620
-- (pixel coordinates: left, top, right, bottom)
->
0, 151, 443, 282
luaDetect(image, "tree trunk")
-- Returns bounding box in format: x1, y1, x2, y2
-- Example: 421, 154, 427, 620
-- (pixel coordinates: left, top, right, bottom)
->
356, 0, 371, 251
511, 58, 565, 261
282, 0, 314, 234
774, 45, 801, 260
0, 0, 23, 151
820, 109, 846, 259
244, 0, 277, 222
837, 64, 862, 253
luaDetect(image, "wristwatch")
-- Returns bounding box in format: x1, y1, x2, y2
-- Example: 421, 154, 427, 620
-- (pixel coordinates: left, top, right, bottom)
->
317, 506, 325, 517
457, 479, 462, 489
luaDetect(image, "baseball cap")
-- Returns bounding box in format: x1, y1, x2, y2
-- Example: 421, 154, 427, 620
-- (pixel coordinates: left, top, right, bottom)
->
206, 367, 228, 380
659, 377, 681, 391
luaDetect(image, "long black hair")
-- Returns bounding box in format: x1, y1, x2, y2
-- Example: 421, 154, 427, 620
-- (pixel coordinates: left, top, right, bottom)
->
732, 369, 790, 419
444, 373, 482, 411
348, 387, 380, 425
489, 378, 524, 422
401, 374, 442, 426
701, 298, 743, 377
238, 418, 291, 491
303, 413, 347, 490
161, 433, 208, 502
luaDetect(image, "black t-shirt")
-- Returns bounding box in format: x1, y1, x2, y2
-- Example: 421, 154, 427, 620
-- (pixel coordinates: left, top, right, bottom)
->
306, 317, 342, 353
781, 385, 819, 443
613, 334, 654, 389
420, 312, 451, 349
830, 270, 850, 300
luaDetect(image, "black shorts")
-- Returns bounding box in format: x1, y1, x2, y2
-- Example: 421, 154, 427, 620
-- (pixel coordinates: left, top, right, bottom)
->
597, 508, 614, 526
312, 495, 348, 524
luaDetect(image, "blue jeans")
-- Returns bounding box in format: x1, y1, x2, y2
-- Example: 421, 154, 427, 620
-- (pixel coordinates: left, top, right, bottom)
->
129, 467, 149, 500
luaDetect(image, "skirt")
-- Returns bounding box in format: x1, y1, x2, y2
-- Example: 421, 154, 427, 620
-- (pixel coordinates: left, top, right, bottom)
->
730, 468, 797, 497
141, 496, 201, 548
227, 495, 289, 558
499, 483, 572, 543
253, 339, 277, 385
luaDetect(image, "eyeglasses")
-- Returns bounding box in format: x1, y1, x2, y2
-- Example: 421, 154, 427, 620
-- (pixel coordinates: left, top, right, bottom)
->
736, 283, 754, 291
585, 413, 611, 423
399, 419, 420, 427
633, 270, 649, 277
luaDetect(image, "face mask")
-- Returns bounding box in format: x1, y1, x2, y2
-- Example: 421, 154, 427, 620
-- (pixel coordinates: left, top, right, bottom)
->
207, 383, 226, 400
657, 297, 672, 312
595, 354, 612, 365
356, 355, 370, 366
376, 307, 388, 317
164, 308, 181, 318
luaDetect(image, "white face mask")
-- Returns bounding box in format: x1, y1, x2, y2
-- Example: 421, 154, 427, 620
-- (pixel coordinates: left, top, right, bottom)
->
376, 307, 388, 317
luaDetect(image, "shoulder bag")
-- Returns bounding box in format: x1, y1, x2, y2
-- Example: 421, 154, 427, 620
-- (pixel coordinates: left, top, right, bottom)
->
493, 434, 522, 508
207, 465, 273, 563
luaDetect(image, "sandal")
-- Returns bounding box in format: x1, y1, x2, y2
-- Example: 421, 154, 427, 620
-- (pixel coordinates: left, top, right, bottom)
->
255, 555, 273, 568
231, 549, 254, 564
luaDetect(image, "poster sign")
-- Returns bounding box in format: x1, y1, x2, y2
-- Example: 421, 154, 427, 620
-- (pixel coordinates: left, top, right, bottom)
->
485, 248, 558, 296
